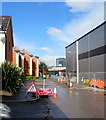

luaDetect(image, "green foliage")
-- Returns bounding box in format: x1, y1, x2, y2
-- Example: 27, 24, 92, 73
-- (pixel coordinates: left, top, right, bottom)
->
26, 76, 38, 80
1, 61, 25, 93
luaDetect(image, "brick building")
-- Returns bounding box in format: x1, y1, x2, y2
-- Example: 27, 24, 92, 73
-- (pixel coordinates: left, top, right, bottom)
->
0, 16, 39, 77
0, 16, 14, 65
13, 47, 39, 77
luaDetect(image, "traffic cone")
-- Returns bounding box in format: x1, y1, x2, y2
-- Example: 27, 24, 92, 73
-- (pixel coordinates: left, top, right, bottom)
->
53, 85, 58, 98
60, 76, 63, 83
58, 78, 60, 82
69, 81, 73, 89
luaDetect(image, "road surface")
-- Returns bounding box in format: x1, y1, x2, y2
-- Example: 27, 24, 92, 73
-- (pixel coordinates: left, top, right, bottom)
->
1, 77, 105, 119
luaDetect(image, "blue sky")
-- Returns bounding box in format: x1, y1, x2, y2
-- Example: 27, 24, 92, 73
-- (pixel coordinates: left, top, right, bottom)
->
1, 1, 105, 66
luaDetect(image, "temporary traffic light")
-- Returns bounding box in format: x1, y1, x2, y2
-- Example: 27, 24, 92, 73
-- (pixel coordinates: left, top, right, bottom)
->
43, 71, 46, 74
42, 66, 47, 79
43, 67, 47, 70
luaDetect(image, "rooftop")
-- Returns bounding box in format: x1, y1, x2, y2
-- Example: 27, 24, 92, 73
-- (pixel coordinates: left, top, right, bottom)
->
0, 16, 11, 31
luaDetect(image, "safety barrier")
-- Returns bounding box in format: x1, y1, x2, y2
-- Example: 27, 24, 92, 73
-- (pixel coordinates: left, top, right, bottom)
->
82, 79, 90, 84
66, 72, 106, 89
90, 80, 106, 88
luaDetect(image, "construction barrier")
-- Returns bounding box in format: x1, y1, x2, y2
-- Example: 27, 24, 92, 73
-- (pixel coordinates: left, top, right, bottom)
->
90, 80, 106, 88
83, 79, 90, 84
46, 74, 50, 79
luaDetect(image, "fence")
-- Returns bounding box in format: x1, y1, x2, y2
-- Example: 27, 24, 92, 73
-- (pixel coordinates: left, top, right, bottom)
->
66, 72, 106, 88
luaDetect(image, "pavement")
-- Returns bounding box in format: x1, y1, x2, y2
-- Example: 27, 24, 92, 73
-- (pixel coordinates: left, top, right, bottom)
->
0, 77, 105, 103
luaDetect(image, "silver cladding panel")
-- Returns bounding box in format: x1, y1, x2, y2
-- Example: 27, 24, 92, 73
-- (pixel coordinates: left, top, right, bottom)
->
66, 43, 76, 73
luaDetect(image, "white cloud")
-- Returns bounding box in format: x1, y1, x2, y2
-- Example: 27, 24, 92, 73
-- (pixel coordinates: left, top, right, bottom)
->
65, 0, 94, 13
40, 55, 65, 66
47, 2, 105, 44
47, 27, 71, 43
65, 0, 105, 3
64, 2, 104, 41
39, 47, 52, 53
1, 0, 105, 2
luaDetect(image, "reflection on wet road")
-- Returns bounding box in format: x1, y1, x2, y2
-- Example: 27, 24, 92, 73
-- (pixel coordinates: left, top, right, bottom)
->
2, 77, 105, 118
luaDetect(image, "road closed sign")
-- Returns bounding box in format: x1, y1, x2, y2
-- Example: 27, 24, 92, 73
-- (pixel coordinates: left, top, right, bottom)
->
38, 88, 53, 95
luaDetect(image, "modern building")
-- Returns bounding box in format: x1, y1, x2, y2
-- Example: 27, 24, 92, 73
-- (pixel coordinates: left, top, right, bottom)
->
13, 47, 39, 77
48, 66, 66, 76
56, 58, 66, 67
0, 16, 14, 65
65, 21, 106, 83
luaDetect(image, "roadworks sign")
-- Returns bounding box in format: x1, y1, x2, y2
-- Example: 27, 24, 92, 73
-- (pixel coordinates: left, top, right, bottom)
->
26, 82, 38, 93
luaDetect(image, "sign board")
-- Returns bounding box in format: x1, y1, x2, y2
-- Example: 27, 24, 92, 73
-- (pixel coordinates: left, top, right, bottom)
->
26, 82, 38, 93
38, 88, 53, 95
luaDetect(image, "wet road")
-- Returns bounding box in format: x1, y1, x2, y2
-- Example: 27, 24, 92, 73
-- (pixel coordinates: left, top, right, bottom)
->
2, 77, 105, 119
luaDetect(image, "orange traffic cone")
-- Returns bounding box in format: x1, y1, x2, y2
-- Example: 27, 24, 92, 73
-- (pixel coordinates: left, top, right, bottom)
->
53, 85, 58, 98
60, 76, 63, 83
58, 78, 60, 82
69, 81, 73, 89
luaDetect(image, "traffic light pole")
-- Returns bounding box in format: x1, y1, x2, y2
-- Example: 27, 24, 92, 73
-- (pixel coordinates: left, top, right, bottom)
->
42, 65, 46, 89
43, 79, 45, 89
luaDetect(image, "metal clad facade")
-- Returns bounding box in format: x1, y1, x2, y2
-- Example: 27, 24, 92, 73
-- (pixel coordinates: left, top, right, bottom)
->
66, 22, 106, 82
66, 42, 76, 74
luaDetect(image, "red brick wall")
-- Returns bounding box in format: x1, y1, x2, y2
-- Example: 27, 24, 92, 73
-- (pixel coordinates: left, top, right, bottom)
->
24, 55, 30, 75
12, 52, 16, 65
19, 55, 22, 67
6, 19, 14, 62
32, 57, 37, 76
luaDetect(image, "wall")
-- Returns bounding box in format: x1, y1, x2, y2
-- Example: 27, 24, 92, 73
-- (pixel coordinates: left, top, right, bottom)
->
0, 33, 5, 65
5, 19, 14, 62
66, 22, 106, 82
66, 42, 76, 74
78, 23, 105, 80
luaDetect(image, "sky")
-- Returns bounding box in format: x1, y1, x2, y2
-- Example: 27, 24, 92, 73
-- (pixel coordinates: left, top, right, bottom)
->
1, 0, 105, 66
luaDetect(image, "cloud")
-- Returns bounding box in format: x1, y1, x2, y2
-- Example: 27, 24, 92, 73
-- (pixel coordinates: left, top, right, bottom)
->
14, 34, 36, 50
65, 0, 105, 3
40, 55, 65, 66
1, 0, 105, 2
47, 27, 71, 43
39, 47, 52, 53
65, 0, 94, 13
47, 2, 105, 44
64, 2, 104, 40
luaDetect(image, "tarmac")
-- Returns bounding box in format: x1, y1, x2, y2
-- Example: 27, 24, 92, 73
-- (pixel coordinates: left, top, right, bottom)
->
0, 77, 106, 103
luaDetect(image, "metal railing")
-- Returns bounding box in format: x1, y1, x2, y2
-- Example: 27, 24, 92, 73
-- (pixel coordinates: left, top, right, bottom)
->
66, 72, 106, 86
